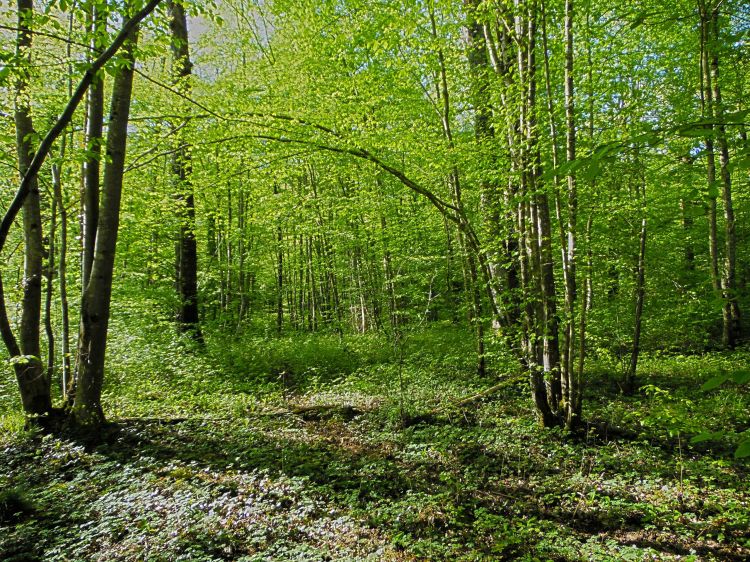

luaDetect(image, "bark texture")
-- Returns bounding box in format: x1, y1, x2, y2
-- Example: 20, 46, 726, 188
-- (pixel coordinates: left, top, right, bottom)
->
73, 28, 139, 427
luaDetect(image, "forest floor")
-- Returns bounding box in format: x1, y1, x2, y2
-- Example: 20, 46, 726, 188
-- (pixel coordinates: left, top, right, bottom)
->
1, 317, 749, 561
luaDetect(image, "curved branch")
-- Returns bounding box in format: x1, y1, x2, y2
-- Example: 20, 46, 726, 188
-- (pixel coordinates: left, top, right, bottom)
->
246, 132, 462, 220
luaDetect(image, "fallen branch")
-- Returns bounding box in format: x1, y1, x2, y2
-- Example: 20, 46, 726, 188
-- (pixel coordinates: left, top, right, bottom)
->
402, 379, 515, 427
114, 404, 365, 425
455, 382, 509, 408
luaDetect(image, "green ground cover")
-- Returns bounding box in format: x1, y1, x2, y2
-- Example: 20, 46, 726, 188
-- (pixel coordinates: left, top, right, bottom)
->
1, 317, 748, 561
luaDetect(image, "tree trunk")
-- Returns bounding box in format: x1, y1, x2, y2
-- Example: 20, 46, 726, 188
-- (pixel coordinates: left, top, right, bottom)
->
514, 0, 557, 427
53, 148, 72, 399
381, 215, 398, 330
81, 1, 106, 290
469, 1, 521, 333
624, 162, 646, 395
699, 2, 740, 348
708, 6, 741, 347
45, 166, 58, 385
431, 6, 486, 376
274, 185, 284, 334
625, 215, 646, 395
73, 26, 139, 427
14, 0, 50, 415
169, 0, 203, 342
562, 0, 580, 429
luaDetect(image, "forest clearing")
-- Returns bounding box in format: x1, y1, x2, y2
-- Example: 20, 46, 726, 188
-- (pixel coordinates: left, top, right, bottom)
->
1, 0, 749, 560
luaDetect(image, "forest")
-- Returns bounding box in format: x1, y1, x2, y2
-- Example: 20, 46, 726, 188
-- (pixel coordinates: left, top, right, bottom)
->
0, 0, 748, 559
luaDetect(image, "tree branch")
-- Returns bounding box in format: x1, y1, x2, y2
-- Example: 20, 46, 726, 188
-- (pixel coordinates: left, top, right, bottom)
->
0, 0, 164, 359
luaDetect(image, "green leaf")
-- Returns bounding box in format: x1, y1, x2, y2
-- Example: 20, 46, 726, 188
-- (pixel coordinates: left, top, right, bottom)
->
722, 109, 750, 125
690, 431, 724, 444
701, 373, 729, 391
676, 124, 710, 138
630, 12, 648, 29
581, 160, 601, 182
735, 439, 750, 459
730, 156, 750, 173
730, 370, 750, 385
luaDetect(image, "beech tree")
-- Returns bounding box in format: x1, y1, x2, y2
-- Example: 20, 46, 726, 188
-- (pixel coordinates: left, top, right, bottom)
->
10, 0, 49, 415
73, 25, 140, 427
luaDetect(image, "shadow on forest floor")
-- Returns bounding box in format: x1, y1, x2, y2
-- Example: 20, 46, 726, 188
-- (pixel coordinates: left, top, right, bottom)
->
2, 372, 750, 561
8, 404, 741, 560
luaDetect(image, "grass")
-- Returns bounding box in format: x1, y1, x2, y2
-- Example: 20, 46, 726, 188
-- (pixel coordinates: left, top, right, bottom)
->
0, 309, 749, 560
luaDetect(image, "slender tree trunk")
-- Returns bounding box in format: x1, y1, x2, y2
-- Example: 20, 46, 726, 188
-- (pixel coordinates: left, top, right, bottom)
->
168, 0, 202, 342
308, 236, 317, 330
699, 1, 738, 348
75, 1, 106, 400
54, 151, 72, 399
562, 0, 580, 429
624, 168, 647, 395
381, 215, 398, 330
73, 26, 139, 427
297, 233, 305, 329
431, 6, 486, 376
465, 0, 505, 327
576, 214, 592, 406
45, 167, 58, 385
680, 198, 696, 272
58, 12, 74, 401
515, 0, 556, 427
528, 0, 561, 421
274, 185, 284, 334
81, 1, 106, 289
225, 187, 233, 318
540, 0, 569, 413
471, 1, 521, 332
625, 216, 646, 394
443, 217, 461, 323
709, 6, 740, 346
13, 0, 50, 415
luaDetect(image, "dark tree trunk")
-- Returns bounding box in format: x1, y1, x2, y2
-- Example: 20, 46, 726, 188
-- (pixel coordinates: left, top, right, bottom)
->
274, 184, 284, 334
45, 169, 57, 384
562, 0, 581, 429
168, 0, 203, 342
53, 148, 72, 399
699, 1, 740, 348
624, 216, 646, 395
709, 7, 741, 346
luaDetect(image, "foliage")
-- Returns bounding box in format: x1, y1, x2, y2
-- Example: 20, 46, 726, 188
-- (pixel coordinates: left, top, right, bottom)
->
1, 0, 750, 559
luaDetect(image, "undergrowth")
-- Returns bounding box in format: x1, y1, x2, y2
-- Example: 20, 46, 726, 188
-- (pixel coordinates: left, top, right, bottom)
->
1, 308, 748, 561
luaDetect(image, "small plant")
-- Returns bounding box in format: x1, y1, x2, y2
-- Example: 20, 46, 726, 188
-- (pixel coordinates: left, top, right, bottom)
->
0, 486, 34, 523
692, 369, 750, 458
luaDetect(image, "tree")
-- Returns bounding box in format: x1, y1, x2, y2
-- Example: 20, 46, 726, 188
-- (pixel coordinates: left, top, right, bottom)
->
73, 24, 140, 427
10, 0, 50, 415
0, 0, 163, 425
168, 0, 203, 342
699, 0, 741, 349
